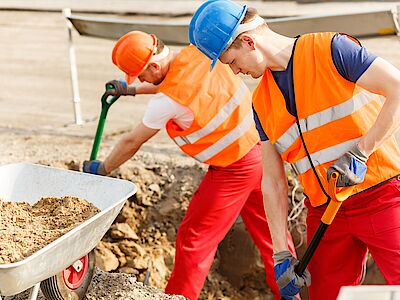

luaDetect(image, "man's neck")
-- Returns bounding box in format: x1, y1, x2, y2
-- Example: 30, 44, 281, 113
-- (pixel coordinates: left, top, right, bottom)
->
261, 30, 295, 72
161, 50, 177, 78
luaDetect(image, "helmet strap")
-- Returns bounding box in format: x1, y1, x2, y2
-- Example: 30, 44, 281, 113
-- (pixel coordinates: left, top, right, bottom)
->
226, 16, 265, 49
151, 46, 170, 62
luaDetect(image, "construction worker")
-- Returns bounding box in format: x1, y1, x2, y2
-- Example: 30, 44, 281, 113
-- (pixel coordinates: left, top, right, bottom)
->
83, 31, 296, 300
189, 1, 400, 300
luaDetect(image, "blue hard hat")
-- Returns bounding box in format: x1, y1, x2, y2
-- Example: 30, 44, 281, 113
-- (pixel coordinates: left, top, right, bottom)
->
189, 0, 220, 45
189, 0, 247, 70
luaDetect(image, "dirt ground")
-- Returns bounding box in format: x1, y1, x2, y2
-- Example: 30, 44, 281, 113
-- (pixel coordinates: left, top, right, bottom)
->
0, 6, 398, 300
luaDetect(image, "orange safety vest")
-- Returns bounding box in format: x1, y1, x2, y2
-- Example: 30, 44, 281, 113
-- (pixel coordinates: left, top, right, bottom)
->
158, 45, 259, 167
253, 32, 400, 206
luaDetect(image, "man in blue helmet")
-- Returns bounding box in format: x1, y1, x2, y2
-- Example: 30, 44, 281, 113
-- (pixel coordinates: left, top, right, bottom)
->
190, 1, 400, 300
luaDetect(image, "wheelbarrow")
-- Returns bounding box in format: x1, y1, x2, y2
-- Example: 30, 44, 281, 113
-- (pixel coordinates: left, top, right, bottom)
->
0, 163, 136, 300
0, 85, 131, 300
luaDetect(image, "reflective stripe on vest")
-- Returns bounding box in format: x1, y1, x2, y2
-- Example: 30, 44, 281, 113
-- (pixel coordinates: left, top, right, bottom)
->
193, 109, 254, 162
173, 81, 248, 147
276, 89, 377, 154
291, 137, 361, 175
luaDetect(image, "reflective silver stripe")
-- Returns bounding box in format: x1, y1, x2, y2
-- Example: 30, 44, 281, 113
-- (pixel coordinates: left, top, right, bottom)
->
275, 89, 376, 154
194, 110, 253, 162
291, 137, 361, 175
180, 82, 247, 144
173, 136, 189, 147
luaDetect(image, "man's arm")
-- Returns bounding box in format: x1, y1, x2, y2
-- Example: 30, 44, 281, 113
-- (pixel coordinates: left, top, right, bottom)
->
135, 82, 159, 95
262, 141, 312, 296
103, 122, 159, 173
356, 57, 400, 156
261, 141, 290, 252
105, 81, 159, 96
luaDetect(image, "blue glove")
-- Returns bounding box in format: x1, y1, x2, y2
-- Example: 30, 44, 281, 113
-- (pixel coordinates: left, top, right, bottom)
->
82, 160, 107, 175
273, 251, 311, 300
327, 144, 369, 187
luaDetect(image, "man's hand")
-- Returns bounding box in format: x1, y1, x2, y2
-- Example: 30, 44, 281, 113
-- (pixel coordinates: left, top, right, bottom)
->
273, 251, 311, 300
82, 160, 107, 175
327, 144, 369, 187
105, 79, 136, 96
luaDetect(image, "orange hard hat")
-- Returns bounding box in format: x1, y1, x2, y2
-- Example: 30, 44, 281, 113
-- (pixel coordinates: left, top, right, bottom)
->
112, 31, 157, 84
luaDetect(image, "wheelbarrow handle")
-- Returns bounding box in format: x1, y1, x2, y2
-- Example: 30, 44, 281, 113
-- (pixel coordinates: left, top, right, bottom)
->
89, 83, 121, 160
280, 172, 354, 299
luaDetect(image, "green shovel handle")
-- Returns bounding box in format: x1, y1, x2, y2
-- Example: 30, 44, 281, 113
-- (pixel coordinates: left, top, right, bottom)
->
89, 83, 120, 160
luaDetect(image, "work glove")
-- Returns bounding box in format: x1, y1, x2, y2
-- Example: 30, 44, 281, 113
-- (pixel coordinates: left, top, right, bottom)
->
82, 160, 107, 176
273, 251, 311, 300
105, 79, 136, 96
326, 144, 369, 187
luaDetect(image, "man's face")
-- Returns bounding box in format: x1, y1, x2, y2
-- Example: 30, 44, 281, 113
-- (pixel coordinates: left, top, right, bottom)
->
219, 37, 266, 79
137, 62, 165, 85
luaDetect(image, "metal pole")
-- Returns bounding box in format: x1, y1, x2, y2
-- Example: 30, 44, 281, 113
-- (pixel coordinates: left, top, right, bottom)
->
28, 282, 41, 300
395, 5, 400, 36
63, 8, 83, 125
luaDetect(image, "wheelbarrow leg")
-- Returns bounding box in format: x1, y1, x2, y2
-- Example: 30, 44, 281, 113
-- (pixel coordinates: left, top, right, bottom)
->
28, 282, 41, 300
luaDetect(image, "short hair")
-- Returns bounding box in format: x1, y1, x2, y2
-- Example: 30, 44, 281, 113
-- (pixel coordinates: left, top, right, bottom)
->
155, 38, 165, 55
230, 7, 268, 49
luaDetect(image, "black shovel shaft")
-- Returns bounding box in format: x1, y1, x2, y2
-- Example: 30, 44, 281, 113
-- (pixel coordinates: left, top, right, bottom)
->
296, 222, 328, 274
280, 222, 328, 300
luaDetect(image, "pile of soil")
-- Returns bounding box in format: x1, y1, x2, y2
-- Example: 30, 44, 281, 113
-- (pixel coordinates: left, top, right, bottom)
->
85, 268, 185, 300
0, 196, 99, 264
8, 267, 185, 300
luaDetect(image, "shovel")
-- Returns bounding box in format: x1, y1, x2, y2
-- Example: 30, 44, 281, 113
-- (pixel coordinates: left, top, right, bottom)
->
90, 83, 120, 160
280, 171, 354, 300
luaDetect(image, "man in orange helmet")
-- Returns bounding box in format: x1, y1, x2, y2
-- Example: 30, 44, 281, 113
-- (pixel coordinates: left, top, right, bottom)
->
83, 30, 296, 300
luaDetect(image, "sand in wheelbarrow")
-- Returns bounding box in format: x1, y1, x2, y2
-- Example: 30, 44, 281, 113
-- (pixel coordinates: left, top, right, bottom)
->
0, 196, 100, 264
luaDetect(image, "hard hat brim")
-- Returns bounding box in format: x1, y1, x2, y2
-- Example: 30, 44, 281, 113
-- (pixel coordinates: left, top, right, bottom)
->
210, 58, 218, 71
125, 74, 137, 85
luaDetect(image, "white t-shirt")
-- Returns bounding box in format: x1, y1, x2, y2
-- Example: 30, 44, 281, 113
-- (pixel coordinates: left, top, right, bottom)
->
142, 92, 194, 130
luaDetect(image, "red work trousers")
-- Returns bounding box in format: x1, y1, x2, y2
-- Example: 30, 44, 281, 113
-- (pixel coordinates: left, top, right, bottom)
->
306, 176, 400, 300
165, 144, 295, 300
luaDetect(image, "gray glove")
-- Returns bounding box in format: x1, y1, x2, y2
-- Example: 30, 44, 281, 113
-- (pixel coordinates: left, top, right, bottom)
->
273, 251, 311, 299
105, 79, 136, 96
327, 144, 369, 187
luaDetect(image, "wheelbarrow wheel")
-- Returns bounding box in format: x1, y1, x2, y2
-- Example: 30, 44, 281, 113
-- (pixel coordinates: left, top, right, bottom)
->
41, 250, 95, 300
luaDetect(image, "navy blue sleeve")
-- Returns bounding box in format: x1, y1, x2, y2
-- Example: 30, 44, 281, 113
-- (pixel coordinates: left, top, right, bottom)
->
332, 34, 377, 83
253, 108, 269, 141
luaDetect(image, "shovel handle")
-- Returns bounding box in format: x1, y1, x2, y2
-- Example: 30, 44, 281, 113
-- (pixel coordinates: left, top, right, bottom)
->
321, 172, 355, 225
89, 83, 120, 160
279, 172, 355, 299
296, 172, 354, 275
279, 172, 355, 300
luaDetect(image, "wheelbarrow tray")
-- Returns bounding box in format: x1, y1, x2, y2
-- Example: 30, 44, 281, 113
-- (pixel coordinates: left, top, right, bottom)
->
0, 163, 137, 296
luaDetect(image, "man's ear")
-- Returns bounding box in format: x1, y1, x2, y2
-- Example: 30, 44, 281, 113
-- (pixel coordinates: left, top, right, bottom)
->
240, 34, 255, 50
149, 62, 161, 71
